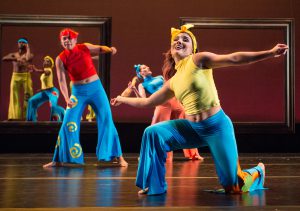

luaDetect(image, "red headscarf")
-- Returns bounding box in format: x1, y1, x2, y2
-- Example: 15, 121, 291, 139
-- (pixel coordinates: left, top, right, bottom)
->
59, 28, 79, 40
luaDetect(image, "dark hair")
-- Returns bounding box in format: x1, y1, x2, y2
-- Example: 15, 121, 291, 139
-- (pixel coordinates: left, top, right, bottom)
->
162, 49, 176, 81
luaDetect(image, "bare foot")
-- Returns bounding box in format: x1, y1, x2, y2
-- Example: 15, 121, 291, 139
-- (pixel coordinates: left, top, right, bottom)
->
258, 162, 265, 185
43, 161, 63, 168
118, 157, 128, 167
189, 155, 204, 161
138, 187, 149, 195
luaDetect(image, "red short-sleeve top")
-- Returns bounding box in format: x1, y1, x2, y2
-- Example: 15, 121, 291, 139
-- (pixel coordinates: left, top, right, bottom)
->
58, 44, 97, 82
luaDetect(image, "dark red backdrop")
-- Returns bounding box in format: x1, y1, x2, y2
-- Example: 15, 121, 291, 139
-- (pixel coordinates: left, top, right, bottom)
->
0, 0, 298, 124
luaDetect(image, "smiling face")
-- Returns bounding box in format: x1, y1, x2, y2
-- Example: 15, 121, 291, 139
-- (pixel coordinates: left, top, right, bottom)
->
60, 35, 77, 50
171, 32, 193, 60
139, 65, 152, 78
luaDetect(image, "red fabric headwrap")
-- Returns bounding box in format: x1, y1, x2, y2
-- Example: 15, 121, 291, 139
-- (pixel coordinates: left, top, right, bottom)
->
59, 28, 79, 40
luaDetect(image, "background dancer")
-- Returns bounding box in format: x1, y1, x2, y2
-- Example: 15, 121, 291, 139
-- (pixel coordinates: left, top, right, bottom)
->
126, 64, 202, 161
44, 28, 127, 168
2, 37, 34, 120
26, 56, 65, 122
111, 24, 288, 195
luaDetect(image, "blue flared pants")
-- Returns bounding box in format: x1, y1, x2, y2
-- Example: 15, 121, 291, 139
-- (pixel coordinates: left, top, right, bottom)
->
136, 109, 263, 195
52, 80, 122, 164
26, 87, 65, 122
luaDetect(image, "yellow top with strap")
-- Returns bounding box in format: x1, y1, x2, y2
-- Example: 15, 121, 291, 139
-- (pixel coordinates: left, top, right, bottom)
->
169, 55, 220, 115
40, 67, 54, 90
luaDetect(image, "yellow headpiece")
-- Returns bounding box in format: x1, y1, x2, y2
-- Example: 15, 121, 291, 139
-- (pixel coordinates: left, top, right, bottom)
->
171, 24, 197, 53
44, 56, 54, 69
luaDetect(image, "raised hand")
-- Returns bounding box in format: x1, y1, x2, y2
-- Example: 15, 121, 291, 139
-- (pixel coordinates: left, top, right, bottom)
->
271, 44, 288, 57
111, 47, 117, 55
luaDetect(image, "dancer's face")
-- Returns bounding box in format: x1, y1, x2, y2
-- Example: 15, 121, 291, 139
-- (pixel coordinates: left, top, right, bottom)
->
139, 65, 152, 78
60, 35, 77, 50
18, 41, 27, 51
171, 32, 193, 59
43, 58, 52, 68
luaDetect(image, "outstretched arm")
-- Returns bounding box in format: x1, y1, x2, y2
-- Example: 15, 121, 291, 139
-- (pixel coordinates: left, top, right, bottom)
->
84, 43, 117, 57
111, 81, 174, 108
28, 65, 50, 74
2, 53, 17, 61
120, 77, 139, 97
194, 43, 288, 69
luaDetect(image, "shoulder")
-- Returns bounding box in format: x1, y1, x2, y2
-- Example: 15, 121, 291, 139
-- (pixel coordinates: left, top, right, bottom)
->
78, 44, 89, 52
58, 51, 66, 62
192, 52, 216, 69
56, 56, 64, 66
192, 52, 214, 62
158, 75, 164, 80
158, 76, 165, 83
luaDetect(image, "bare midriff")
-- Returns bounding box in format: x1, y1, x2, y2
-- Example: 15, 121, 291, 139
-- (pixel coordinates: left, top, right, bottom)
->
12, 59, 31, 73
72, 74, 99, 85
185, 105, 221, 122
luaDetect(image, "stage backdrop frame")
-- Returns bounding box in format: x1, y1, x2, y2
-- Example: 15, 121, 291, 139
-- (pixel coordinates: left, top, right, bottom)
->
0, 15, 111, 134
180, 17, 295, 134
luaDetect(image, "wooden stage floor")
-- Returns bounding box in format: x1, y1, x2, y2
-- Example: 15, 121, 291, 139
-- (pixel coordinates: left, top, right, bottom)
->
0, 153, 299, 210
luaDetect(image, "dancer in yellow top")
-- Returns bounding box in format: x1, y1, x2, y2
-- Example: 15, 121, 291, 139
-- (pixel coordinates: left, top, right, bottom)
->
111, 24, 288, 195
26, 56, 65, 121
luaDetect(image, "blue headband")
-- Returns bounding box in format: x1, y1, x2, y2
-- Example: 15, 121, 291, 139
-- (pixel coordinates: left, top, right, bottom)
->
134, 64, 142, 79
17, 38, 28, 44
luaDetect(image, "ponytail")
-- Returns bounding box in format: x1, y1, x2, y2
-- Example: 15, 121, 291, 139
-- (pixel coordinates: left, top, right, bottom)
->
162, 49, 176, 81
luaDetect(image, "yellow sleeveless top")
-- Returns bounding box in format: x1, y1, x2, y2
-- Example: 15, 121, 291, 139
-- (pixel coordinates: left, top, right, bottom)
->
169, 55, 220, 115
40, 67, 54, 90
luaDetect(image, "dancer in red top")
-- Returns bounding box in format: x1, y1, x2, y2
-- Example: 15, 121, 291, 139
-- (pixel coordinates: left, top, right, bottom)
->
43, 28, 127, 168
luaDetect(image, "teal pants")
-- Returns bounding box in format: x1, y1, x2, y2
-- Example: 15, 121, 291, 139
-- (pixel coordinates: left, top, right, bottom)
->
136, 109, 264, 195
52, 80, 122, 164
26, 87, 65, 122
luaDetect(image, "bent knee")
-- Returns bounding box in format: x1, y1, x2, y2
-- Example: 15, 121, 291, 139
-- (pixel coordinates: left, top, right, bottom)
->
144, 124, 161, 135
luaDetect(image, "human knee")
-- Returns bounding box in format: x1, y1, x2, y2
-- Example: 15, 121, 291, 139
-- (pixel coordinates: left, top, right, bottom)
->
28, 98, 37, 107
144, 125, 160, 136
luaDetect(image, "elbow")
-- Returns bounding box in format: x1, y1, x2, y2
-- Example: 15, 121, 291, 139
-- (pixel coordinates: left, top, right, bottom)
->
230, 55, 251, 65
